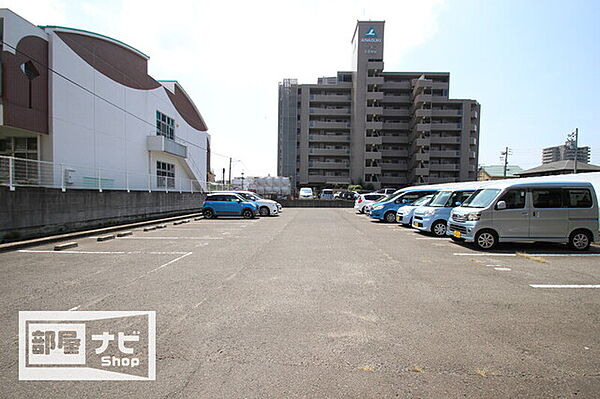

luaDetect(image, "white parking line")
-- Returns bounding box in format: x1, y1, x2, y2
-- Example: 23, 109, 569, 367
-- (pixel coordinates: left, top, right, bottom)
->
529, 284, 600, 289
147, 252, 193, 274
494, 267, 511, 271
122, 236, 223, 240
454, 252, 600, 257
18, 250, 191, 255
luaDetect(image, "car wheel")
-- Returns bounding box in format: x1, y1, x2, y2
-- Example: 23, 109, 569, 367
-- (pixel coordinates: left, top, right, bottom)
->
359, 206, 365, 214
431, 220, 447, 237
384, 211, 396, 223
203, 208, 215, 219
474, 230, 498, 250
568, 230, 591, 251
242, 209, 254, 219
259, 206, 270, 217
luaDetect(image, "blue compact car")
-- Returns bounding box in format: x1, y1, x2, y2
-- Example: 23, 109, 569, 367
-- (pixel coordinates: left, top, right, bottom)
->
202, 193, 258, 219
369, 189, 438, 223
412, 187, 480, 236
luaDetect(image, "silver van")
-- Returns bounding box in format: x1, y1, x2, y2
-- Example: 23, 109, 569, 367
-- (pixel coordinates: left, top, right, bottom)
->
447, 181, 599, 250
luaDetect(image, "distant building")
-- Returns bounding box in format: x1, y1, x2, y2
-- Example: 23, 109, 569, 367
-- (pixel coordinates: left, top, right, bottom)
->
0, 9, 210, 191
478, 165, 523, 181
277, 20, 480, 191
542, 141, 590, 164
517, 160, 600, 177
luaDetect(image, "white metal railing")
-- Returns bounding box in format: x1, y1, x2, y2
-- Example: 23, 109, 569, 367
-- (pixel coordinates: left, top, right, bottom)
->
0, 155, 206, 193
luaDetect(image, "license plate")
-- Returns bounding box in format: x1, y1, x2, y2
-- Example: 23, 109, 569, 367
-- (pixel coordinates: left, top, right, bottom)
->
453, 230, 461, 238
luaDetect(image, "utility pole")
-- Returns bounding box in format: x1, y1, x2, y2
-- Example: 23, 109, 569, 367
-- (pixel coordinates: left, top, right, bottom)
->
568, 128, 579, 174
222, 168, 225, 190
241, 171, 245, 190
501, 147, 512, 177
228, 157, 232, 189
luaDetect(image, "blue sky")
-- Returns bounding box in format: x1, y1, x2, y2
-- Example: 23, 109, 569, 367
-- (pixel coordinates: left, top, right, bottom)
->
5, 0, 600, 176
391, 0, 600, 168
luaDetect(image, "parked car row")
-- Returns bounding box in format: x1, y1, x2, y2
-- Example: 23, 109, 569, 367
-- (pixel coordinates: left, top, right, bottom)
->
355, 177, 600, 251
202, 191, 283, 219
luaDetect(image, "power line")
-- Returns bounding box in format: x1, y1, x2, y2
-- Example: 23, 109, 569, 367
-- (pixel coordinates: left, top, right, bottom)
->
1, 38, 239, 162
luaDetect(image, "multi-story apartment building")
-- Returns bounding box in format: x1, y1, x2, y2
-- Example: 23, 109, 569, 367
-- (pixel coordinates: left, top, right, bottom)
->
278, 21, 480, 190
542, 141, 590, 164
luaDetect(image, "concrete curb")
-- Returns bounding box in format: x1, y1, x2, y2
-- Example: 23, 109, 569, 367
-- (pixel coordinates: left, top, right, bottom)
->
0, 212, 203, 252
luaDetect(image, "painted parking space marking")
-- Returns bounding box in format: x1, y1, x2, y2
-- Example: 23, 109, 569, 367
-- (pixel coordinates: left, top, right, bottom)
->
148, 252, 193, 274
122, 236, 223, 240
494, 267, 512, 271
529, 284, 600, 289
18, 250, 191, 255
454, 252, 600, 257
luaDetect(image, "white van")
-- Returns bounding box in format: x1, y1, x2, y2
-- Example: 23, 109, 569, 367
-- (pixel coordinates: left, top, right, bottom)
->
448, 181, 599, 250
299, 187, 314, 199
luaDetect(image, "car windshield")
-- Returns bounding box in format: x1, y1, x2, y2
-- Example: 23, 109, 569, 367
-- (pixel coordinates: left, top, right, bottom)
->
412, 195, 433, 207
300, 188, 311, 193
461, 189, 501, 208
237, 193, 254, 201
428, 191, 452, 207
249, 193, 263, 200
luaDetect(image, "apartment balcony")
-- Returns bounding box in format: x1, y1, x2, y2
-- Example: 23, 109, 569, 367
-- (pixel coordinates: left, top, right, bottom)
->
366, 91, 384, 101
309, 108, 351, 115
412, 78, 433, 90
147, 135, 187, 158
367, 76, 384, 86
415, 109, 432, 118
382, 81, 411, 89
383, 108, 410, 117
414, 138, 431, 147
308, 148, 350, 156
364, 166, 382, 175
365, 136, 382, 145
432, 109, 463, 117
383, 121, 410, 130
470, 137, 478, 145
366, 106, 384, 115
309, 94, 352, 103
381, 135, 409, 144
412, 167, 430, 176
309, 121, 351, 129
365, 151, 382, 160
431, 136, 461, 144
431, 123, 462, 131
365, 121, 383, 130
429, 163, 459, 171
381, 149, 408, 157
308, 134, 351, 143
413, 94, 432, 104
413, 152, 430, 162
415, 123, 431, 133
429, 176, 458, 184
429, 150, 461, 158
381, 163, 408, 171
308, 162, 350, 170
307, 175, 351, 184
382, 94, 411, 103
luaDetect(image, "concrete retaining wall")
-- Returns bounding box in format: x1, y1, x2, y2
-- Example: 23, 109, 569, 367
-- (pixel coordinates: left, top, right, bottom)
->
0, 187, 206, 242
277, 199, 354, 208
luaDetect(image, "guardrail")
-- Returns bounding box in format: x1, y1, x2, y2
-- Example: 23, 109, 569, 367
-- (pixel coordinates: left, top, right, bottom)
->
0, 155, 206, 193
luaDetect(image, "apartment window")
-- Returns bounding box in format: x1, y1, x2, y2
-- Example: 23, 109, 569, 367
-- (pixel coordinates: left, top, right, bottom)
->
156, 161, 175, 188
156, 111, 175, 140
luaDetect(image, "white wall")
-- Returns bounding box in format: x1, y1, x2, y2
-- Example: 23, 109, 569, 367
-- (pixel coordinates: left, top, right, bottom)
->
47, 31, 208, 191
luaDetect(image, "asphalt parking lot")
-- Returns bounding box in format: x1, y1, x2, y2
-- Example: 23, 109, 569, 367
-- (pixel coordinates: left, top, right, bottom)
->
1, 208, 599, 398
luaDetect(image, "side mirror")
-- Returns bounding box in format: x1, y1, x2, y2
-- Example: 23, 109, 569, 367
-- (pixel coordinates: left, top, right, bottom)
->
496, 200, 506, 210
454, 201, 462, 206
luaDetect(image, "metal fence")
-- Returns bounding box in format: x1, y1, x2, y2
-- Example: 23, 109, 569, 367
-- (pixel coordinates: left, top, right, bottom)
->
0, 155, 216, 193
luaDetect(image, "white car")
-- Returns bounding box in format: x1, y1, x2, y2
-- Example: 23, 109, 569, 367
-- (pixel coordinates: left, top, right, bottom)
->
396, 194, 434, 226
354, 193, 386, 214
213, 191, 282, 216
299, 187, 314, 199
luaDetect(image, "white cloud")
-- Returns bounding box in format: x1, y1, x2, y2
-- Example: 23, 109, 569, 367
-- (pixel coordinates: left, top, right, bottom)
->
3, 0, 445, 177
